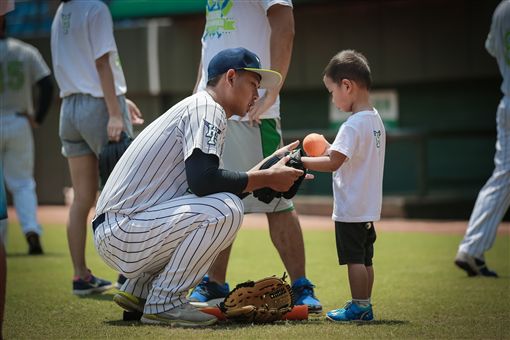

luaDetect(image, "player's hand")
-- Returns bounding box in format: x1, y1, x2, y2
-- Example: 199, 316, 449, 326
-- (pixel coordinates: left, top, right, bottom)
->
18, 112, 39, 129
107, 114, 124, 142
272, 140, 300, 158
247, 90, 278, 126
266, 155, 305, 192
126, 98, 144, 125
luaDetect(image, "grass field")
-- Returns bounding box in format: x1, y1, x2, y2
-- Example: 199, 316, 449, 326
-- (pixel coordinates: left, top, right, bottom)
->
4, 221, 510, 339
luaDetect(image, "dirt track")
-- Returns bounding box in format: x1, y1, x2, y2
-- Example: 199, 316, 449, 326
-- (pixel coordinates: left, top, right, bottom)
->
8, 206, 510, 235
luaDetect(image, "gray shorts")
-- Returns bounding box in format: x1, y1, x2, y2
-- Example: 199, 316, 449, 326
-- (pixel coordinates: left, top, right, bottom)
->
222, 118, 294, 213
59, 94, 133, 157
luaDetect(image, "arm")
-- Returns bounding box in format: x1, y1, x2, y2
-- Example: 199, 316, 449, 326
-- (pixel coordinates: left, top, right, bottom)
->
247, 4, 294, 124
193, 59, 203, 94
302, 150, 347, 173
28, 75, 53, 128
96, 52, 124, 142
185, 149, 303, 196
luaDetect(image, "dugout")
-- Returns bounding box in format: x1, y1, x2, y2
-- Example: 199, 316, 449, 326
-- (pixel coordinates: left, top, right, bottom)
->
6, 0, 506, 219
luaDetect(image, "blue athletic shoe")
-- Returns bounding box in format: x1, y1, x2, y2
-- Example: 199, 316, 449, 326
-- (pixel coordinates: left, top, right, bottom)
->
188, 276, 230, 307
326, 301, 374, 322
292, 277, 322, 313
73, 273, 113, 296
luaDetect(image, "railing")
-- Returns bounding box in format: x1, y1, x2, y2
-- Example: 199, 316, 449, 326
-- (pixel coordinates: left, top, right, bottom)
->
283, 128, 496, 197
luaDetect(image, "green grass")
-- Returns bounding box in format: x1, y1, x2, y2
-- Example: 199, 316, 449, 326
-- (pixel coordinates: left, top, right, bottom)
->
4, 222, 510, 339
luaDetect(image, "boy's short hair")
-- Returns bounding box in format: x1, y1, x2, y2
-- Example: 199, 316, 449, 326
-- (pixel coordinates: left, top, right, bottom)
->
324, 50, 372, 89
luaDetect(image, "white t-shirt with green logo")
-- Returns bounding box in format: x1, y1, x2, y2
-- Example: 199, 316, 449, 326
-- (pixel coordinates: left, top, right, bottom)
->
0, 38, 51, 116
197, 0, 293, 121
51, 0, 126, 98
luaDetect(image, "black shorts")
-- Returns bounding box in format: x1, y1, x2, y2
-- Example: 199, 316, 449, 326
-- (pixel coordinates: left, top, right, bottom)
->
335, 221, 377, 266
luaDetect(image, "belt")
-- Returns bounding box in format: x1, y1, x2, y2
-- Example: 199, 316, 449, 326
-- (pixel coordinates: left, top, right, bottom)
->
92, 213, 106, 233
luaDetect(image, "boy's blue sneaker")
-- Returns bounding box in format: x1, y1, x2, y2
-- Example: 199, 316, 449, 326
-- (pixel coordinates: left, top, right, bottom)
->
188, 276, 230, 307
326, 301, 374, 322
73, 273, 113, 295
292, 277, 322, 313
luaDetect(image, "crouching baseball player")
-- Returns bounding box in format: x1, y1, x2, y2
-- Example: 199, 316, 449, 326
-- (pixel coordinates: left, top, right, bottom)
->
92, 47, 307, 327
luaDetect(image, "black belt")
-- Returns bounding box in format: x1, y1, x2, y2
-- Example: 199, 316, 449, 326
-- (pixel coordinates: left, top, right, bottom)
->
92, 213, 106, 233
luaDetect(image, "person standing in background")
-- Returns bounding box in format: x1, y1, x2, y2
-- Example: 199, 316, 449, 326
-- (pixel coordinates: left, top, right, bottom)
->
0, 13, 53, 255
51, 0, 143, 295
190, 0, 322, 313
455, 0, 510, 278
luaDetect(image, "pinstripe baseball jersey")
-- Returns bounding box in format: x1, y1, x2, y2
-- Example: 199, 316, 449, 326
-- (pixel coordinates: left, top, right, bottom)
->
95, 90, 227, 216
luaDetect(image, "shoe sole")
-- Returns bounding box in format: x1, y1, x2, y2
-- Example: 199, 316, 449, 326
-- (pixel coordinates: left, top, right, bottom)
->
326, 314, 373, 322
113, 293, 145, 313
140, 314, 217, 328
73, 284, 114, 296
454, 260, 478, 277
189, 297, 225, 308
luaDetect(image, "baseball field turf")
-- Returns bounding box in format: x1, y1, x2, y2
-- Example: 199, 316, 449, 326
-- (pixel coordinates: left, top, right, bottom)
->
3, 220, 509, 339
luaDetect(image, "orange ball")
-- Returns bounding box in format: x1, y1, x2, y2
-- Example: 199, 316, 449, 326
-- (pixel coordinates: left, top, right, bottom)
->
303, 133, 327, 157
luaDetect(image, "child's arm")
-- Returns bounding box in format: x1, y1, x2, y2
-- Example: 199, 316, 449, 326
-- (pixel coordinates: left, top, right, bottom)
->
302, 150, 347, 173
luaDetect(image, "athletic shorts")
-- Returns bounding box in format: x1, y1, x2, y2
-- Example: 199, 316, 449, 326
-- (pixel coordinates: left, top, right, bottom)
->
222, 118, 294, 213
335, 221, 377, 266
59, 93, 133, 158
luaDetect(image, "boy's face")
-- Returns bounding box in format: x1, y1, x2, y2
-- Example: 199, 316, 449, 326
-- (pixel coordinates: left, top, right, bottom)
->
323, 75, 352, 112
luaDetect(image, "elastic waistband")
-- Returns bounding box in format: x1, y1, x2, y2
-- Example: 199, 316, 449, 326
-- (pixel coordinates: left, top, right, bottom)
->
92, 213, 106, 233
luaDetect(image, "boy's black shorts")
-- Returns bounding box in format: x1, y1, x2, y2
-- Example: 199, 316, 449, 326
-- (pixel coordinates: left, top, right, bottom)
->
335, 221, 377, 266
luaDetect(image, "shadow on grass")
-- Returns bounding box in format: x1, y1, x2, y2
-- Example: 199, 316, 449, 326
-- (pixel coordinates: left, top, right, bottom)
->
6, 252, 65, 257
354, 319, 408, 326
78, 292, 117, 301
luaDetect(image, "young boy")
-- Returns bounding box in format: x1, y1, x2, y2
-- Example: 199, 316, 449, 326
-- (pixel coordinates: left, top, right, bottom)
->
302, 50, 386, 321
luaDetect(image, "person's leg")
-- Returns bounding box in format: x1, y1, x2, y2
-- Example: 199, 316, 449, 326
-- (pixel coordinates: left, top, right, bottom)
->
266, 209, 305, 281
347, 264, 369, 300
456, 100, 510, 276
1, 114, 42, 254
67, 154, 99, 279
367, 265, 374, 299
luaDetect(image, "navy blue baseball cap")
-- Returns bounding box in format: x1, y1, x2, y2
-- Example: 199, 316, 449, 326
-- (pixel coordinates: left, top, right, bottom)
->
207, 47, 282, 89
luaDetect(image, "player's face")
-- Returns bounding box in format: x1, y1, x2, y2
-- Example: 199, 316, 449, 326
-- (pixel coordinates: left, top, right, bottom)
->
231, 70, 260, 116
323, 75, 352, 112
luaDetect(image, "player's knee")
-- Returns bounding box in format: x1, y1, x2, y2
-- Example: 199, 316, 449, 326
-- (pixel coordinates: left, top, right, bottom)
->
220, 192, 244, 231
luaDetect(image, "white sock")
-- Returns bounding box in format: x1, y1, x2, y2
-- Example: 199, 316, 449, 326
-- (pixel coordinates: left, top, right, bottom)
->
352, 298, 370, 307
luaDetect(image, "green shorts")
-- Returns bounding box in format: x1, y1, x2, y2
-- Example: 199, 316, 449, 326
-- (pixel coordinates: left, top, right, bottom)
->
222, 118, 294, 213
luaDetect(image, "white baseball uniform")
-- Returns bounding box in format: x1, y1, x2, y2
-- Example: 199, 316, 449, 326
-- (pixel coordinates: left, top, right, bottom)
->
0, 37, 50, 238
458, 0, 510, 260
94, 90, 244, 314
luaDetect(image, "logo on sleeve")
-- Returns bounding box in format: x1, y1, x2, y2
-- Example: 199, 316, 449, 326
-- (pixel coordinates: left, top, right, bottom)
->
373, 130, 381, 148
205, 120, 222, 145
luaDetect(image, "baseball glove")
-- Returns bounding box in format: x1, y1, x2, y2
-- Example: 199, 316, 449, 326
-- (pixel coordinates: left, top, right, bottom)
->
252, 148, 306, 204
98, 132, 132, 188
219, 274, 294, 323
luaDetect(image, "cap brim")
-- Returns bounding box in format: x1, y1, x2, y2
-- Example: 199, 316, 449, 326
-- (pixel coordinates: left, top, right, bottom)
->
243, 68, 282, 89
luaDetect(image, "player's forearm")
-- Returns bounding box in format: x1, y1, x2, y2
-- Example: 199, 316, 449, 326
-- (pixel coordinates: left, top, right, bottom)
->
267, 5, 294, 95
34, 75, 54, 125
96, 53, 122, 118
192, 59, 203, 94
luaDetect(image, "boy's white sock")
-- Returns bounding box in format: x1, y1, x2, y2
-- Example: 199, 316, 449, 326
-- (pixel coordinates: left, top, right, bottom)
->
352, 298, 370, 307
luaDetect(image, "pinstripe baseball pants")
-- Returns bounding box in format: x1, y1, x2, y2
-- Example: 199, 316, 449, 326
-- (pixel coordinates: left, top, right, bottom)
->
94, 192, 243, 314
459, 97, 510, 259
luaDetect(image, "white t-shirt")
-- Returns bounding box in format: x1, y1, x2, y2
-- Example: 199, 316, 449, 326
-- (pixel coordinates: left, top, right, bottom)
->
330, 110, 386, 223
485, 0, 510, 98
197, 0, 293, 121
0, 38, 51, 116
96, 91, 227, 216
50, 0, 126, 98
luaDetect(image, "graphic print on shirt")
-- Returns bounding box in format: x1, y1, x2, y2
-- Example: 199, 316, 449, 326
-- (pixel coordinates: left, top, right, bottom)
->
373, 130, 381, 148
204, 0, 235, 40
204, 120, 222, 146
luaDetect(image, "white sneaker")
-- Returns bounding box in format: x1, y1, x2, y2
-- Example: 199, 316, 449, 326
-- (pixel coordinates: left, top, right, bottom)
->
141, 303, 217, 327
